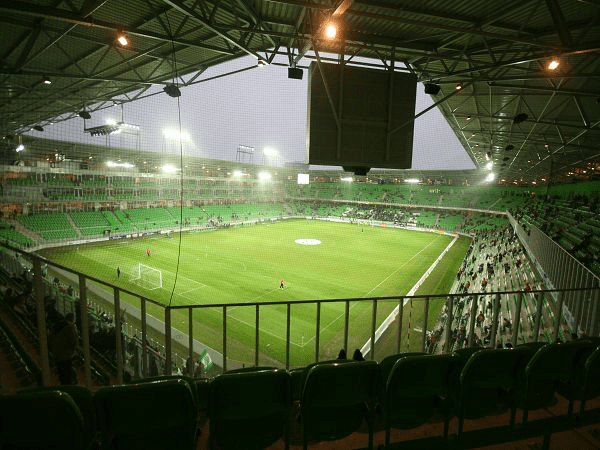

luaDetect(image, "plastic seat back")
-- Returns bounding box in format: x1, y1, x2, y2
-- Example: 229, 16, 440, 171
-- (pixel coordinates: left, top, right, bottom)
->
458, 348, 527, 429
301, 360, 378, 447
0, 390, 83, 450
523, 341, 592, 421
386, 354, 457, 433
378, 352, 425, 403
209, 368, 291, 449
580, 346, 600, 414
95, 378, 196, 450
19, 385, 95, 449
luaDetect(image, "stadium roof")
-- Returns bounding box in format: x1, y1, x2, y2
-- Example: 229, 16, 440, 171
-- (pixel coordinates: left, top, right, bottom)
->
1, 0, 599, 181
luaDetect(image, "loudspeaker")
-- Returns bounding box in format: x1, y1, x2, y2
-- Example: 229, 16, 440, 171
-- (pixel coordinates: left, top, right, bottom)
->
513, 113, 528, 124
163, 84, 181, 98
288, 67, 303, 80
424, 83, 441, 95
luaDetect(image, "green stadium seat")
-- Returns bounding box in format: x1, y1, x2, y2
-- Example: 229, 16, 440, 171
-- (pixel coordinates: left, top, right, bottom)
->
20, 385, 96, 450
457, 348, 528, 434
208, 368, 291, 449
378, 352, 425, 404
0, 390, 84, 450
95, 379, 196, 450
300, 360, 378, 449
384, 354, 457, 446
520, 341, 594, 423
579, 345, 600, 416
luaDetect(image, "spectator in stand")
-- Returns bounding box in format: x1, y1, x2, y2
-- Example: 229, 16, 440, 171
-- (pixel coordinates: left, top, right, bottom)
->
502, 317, 512, 332
51, 313, 79, 385
352, 349, 365, 361
476, 312, 485, 327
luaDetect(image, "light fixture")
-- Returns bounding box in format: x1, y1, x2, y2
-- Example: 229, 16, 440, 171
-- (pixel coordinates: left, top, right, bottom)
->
513, 113, 528, 124
43, 76, 52, 85
485, 161, 493, 170
257, 59, 268, 68
78, 110, 91, 120
258, 171, 272, 181
548, 59, 559, 70
325, 23, 337, 39
161, 164, 178, 173
466, 115, 471, 121
163, 84, 181, 97
404, 178, 420, 184
455, 83, 463, 90
485, 173, 496, 182
424, 83, 441, 95
340, 177, 353, 182
263, 147, 277, 156
15, 144, 24, 152
117, 34, 128, 46
233, 170, 244, 177
163, 129, 190, 141
32, 125, 44, 132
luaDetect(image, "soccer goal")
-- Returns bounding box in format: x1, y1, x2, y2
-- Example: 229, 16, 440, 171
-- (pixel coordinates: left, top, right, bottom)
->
130, 263, 163, 290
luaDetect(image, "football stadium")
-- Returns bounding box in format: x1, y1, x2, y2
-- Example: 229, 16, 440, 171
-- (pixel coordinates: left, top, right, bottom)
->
0, 1, 599, 448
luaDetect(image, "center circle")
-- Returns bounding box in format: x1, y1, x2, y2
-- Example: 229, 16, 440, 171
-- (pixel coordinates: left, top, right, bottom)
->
295, 238, 321, 246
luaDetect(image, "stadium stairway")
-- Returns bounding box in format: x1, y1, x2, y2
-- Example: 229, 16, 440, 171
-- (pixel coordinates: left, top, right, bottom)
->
66, 213, 83, 238
10, 219, 41, 242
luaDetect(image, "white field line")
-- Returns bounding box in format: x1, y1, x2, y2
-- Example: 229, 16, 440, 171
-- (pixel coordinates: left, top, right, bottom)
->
360, 236, 459, 356
229, 287, 282, 312
304, 234, 445, 346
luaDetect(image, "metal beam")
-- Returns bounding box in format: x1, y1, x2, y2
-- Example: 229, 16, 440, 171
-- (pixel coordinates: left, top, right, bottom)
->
545, 0, 573, 47
161, 0, 265, 61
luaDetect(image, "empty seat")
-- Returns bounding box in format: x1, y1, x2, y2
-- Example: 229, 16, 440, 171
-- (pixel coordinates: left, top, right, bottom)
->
0, 390, 84, 450
208, 368, 291, 449
95, 379, 196, 450
457, 348, 528, 434
19, 385, 96, 450
385, 354, 458, 446
580, 346, 600, 415
521, 341, 594, 423
300, 360, 378, 449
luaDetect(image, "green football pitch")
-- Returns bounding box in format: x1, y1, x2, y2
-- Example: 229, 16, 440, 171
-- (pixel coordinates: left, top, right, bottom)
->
41, 219, 469, 366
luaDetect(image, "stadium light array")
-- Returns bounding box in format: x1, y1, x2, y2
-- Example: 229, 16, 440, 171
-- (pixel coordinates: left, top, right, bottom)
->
107, 161, 134, 168
15, 144, 24, 152
263, 147, 277, 156
163, 129, 190, 141
404, 178, 420, 184
548, 59, 559, 70
161, 164, 179, 173
485, 161, 493, 170
485, 173, 496, 182
325, 23, 337, 39
258, 171, 272, 181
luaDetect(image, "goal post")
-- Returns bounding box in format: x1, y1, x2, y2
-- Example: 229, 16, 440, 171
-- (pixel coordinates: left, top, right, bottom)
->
130, 263, 163, 290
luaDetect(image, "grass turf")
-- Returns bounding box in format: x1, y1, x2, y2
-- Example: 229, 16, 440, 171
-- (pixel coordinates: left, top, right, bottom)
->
40, 219, 468, 367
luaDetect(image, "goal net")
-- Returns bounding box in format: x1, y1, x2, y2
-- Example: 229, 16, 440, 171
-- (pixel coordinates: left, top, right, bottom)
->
130, 263, 163, 290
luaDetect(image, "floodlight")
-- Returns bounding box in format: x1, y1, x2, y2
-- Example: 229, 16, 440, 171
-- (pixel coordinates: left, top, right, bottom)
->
78, 110, 91, 119
325, 23, 337, 39
405, 178, 420, 184
161, 164, 178, 173
163, 129, 190, 141
117, 35, 128, 46
485, 173, 496, 182
258, 171, 272, 181
548, 59, 559, 70
263, 147, 277, 156
15, 144, 24, 152
107, 161, 134, 168
106, 118, 117, 125
485, 161, 493, 170
233, 170, 244, 177
163, 84, 181, 97
32, 125, 44, 132
43, 76, 52, 85
257, 59, 268, 68
340, 177, 353, 182
455, 83, 463, 90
